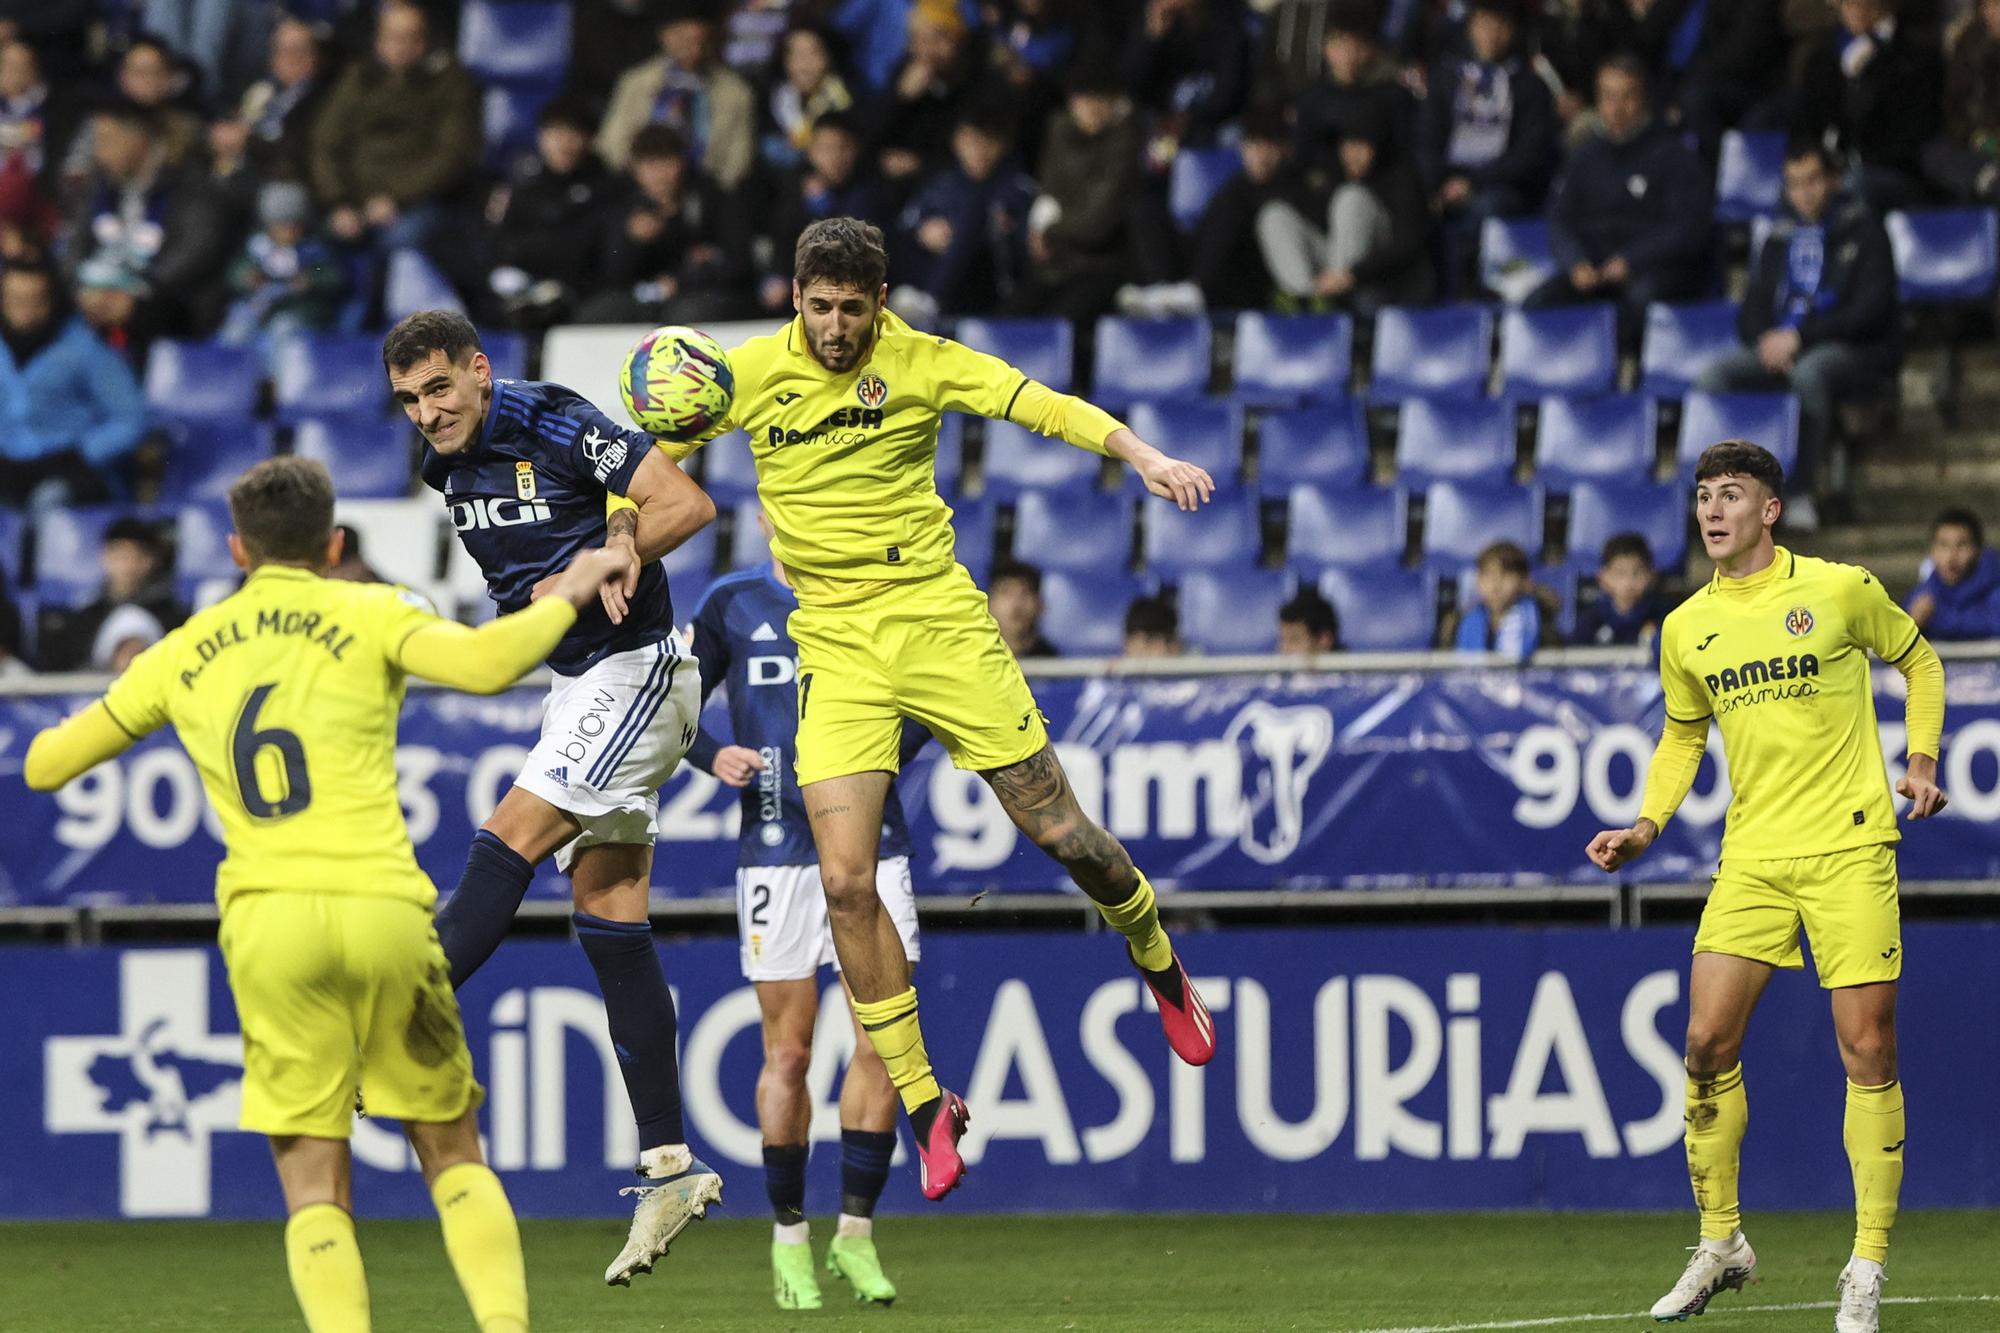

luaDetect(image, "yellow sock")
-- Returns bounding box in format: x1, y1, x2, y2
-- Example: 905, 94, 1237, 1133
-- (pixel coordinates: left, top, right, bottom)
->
284, 1203, 371, 1333
1845, 1079, 1904, 1264
850, 986, 943, 1114
1685, 1064, 1747, 1241
1095, 871, 1173, 972
431, 1162, 529, 1333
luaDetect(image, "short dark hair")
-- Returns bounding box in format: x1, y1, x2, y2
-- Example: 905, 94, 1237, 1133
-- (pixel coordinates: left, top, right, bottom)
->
1600, 532, 1655, 569
794, 216, 888, 293
989, 560, 1043, 596
1933, 507, 1985, 548
1694, 440, 1785, 496
1596, 53, 1650, 90
1477, 540, 1531, 576
229, 457, 336, 564
382, 309, 483, 373
1241, 107, 1290, 143
104, 516, 162, 554
629, 122, 688, 162
94, 98, 157, 134
1783, 136, 1839, 174
812, 108, 861, 140
1279, 587, 1340, 643
1124, 594, 1177, 639
335, 523, 367, 563
537, 94, 598, 134
1324, 0, 1380, 42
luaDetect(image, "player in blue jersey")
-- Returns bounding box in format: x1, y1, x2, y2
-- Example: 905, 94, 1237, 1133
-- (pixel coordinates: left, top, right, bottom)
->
687, 508, 922, 1310
383, 311, 722, 1286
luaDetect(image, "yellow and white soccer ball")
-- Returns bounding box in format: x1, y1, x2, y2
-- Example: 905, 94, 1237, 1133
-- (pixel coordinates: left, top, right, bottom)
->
618, 325, 734, 441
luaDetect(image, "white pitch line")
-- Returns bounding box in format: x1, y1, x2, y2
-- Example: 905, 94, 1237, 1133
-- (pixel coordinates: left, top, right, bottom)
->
1352, 1294, 2000, 1333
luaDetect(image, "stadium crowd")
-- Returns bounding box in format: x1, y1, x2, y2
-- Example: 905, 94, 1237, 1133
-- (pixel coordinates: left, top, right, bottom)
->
2, 0, 1998, 672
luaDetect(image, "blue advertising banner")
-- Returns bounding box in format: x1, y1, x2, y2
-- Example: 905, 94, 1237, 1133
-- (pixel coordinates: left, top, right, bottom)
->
8, 924, 1999, 1220
4, 662, 2000, 904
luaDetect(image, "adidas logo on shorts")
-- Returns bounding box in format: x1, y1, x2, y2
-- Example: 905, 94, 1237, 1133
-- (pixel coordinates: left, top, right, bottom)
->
544, 766, 569, 787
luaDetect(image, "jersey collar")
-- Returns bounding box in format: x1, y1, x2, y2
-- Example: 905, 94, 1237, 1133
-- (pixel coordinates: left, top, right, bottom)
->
246, 564, 320, 582
1708, 545, 1793, 598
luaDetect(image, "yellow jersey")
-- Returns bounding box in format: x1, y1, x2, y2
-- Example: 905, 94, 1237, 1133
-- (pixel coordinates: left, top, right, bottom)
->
1657, 548, 1922, 860
667, 308, 1125, 589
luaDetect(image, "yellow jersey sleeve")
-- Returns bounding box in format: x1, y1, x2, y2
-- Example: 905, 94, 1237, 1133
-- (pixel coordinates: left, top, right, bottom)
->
396, 597, 577, 694
925, 337, 1126, 455
1837, 565, 1923, 663
24, 634, 178, 793
99, 631, 179, 737
1657, 613, 1712, 723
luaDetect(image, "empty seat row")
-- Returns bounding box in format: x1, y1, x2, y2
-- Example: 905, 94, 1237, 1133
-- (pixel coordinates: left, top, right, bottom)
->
145, 417, 424, 504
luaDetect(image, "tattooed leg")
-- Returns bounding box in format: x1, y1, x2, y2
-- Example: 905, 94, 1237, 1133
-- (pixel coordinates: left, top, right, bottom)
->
982, 745, 1138, 907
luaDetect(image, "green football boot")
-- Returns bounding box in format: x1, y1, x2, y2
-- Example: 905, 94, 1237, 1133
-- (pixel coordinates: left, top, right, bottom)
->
771, 1238, 823, 1310
826, 1233, 898, 1305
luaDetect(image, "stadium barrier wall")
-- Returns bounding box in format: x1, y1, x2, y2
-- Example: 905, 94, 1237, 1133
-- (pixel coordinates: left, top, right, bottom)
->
10, 922, 1999, 1220
7, 653, 2000, 905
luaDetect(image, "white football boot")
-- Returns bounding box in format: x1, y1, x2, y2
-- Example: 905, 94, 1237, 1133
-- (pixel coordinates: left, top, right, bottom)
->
1650, 1230, 1759, 1321
602, 1148, 723, 1286
1835, 1257, 1884, 1333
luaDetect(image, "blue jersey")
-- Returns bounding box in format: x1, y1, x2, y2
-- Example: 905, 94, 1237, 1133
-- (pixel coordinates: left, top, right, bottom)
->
421, 379, 668, 675
688, 567, 923, 868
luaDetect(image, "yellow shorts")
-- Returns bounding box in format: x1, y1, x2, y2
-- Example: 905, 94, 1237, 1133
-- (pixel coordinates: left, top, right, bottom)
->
787, 563, 1048, 786
219, 892, 480, 1138
1694, 842, 1903, 989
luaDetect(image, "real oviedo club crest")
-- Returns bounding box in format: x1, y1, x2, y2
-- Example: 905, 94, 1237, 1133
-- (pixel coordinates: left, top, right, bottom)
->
856, 373, 888, 409
1784, 606, 1815, 637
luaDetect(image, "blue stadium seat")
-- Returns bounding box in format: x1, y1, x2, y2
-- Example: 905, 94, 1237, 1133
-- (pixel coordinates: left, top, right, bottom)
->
482, 83, 557, 172
1141, 490, 1260, 576
273, 333, 388, 421
1498, 304, 1618, 398
291, 418, 416, 499
1232, 312, 1352, 406
144, 339, 262, 425
1676, 391, 1800, 479
1013, 489, 1134, 573
1040, 569, 1145, 655
175, 503, 237, 580
1123, 399, 1244, 487
954, 317, 1073, 393
700, 430, 759, 504
1091, 315, 1211, 409
157, 422, 278, 502
1640, 301, 1742, 397
1178, 567, 1286, 654
1257, 402, 1369, 493
1888, 208, 2000, 304
1285, 485, 1406, 571
1421, 480, 1540, 567
1715, 130, 1785, 224
936, 413, 965, 495
1566, 478, 1688, 572
1169, 145, 1240, 232
481, 329, 528, 382
29, 506, 124, 601
459, 0, 572, 83
1534, 394, 1657, 487
1394, 396, 1515, 485
1479, 217, 1559, 304
1318, 565, 1437, 651
385, 248, 464, 323
1369, 304, 1493, 401
982, 419, 1103, 495
951, 493, 997, 584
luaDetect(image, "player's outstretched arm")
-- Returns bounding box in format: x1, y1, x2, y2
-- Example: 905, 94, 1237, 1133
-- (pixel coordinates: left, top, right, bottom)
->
400, 548, 632, 694
24, 702, 143, 791
1892, 636, 1948, 819
1104, 426, 1216, 513
1586, 714, 1709, 871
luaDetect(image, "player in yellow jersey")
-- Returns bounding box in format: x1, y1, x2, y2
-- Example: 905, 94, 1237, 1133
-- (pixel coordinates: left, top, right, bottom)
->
1586, 442, 1947, 1333
24, 458, 635, 1333
634, 217, 1218, 1198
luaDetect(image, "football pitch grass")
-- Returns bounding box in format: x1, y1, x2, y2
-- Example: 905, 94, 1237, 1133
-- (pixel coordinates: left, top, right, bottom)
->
6, 1210, 1997, 1331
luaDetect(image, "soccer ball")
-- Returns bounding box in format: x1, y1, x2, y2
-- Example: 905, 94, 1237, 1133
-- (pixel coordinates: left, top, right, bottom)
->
619, 325, 734, 441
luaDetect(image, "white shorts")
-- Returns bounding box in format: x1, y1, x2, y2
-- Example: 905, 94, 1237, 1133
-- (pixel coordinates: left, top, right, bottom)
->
737, 855, 922, 982
512, 634, 700, 873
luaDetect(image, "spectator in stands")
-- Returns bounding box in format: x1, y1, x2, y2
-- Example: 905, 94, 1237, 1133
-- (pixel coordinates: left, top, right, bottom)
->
232, 16, 326, 186
1008, 69, 1142, 324
1695, 139, 1898, 510
1293, 5, 1418, 196
59, 37, 203, 191
142, 0, 269, 105
327, 523, 383, 584
218, 181, 345, 348
1573, 532, 1664, 646
0, 39, 76, 194
60, 101, 232, 335
1259, 105, 1434, 310
571, 0, 680, 95
0, 262, 148, 507
73, 251, 155, 362
1119, 0, 1251, 152
1417, 0, 1556, 285
1453, 540, 1542, 661
1277, 586, 1341, 654
39, 516, 186, 673
872, 0, 991, 194
487, 97, 614, 326
1924, 0, 2000, 204
892, 106, 1036, 322
760, 111, 891, 312
1122, 593, 1183, 657
831, 0, 981, 91
597, 3, 756, 193
1528, 56, 1711, 334
761, 23, 857, 173
0, 4, 94, 83
989, 560, 1060, 658
1191, 108, 1290, 309
1906, 508, 2000, 640
581, 124, 747, 324
1791, 0, 1943, 213
988, 0, 1076, 162
310, 1, 480, 260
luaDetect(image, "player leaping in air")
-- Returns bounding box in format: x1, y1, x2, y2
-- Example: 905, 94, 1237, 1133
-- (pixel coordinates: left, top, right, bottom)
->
26, 457, 641, 1333
1587, 442, 1946, 1333
382, 312, 722, 1286
631, 217, 1218, 1202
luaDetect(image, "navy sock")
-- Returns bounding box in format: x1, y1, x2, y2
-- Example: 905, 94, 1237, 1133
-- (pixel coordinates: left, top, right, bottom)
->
572, 912, 686, 1150
436, 831, 532, 988
840, 1128, 897, 1218
763, 1143, 808, 1225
